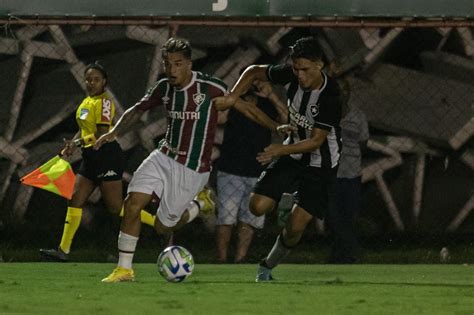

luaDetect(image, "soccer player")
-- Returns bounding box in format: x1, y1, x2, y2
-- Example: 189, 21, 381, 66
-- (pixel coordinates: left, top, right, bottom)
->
96, 38, 279, 282
39, 62, 155, 262
214, 37, 344, 281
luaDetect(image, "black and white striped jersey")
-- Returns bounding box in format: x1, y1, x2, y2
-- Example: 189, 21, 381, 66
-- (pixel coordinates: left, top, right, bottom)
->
267, 64, 343, 169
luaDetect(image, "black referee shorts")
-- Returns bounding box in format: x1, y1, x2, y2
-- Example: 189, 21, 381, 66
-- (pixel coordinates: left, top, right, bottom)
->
253, 156, 337, 219
78, 141, 124, 182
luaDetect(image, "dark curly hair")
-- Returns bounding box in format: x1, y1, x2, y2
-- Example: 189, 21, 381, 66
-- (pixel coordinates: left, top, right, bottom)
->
289, 37, 322, 62
84, 61, 108, 80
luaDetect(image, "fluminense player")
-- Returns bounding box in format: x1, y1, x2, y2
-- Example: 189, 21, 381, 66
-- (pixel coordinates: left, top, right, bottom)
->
96, 37, 279, 282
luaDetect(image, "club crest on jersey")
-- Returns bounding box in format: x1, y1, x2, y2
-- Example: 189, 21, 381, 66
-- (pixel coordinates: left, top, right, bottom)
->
193, 93, 206, 106
79, 108, 89, 120
162, 96, 170, 105
309, 103, 319, 117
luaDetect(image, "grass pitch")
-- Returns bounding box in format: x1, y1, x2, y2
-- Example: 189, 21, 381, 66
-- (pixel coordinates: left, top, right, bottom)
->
0, 263, 473, 314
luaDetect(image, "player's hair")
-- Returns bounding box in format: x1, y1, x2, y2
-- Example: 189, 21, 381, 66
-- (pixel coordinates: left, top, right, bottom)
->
289, 37, 322, 62
84, 61, 108, 80
161, 37, 192, 60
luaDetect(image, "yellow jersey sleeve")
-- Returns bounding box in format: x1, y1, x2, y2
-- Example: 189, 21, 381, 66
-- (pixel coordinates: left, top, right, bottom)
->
94, 97, 115, 126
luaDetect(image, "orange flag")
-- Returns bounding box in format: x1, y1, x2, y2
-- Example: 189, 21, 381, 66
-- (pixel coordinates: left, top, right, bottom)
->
20, 155, 76, 200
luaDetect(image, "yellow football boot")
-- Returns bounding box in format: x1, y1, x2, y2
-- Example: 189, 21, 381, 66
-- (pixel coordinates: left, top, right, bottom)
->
196, 187, 215, 215
101, 266, 135, 283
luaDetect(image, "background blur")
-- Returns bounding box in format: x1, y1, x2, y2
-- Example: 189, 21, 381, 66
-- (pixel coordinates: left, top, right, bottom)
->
0, 1, 473, 263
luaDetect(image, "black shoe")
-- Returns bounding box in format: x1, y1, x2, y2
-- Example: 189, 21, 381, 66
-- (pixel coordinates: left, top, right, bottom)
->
39, 248, 69, 262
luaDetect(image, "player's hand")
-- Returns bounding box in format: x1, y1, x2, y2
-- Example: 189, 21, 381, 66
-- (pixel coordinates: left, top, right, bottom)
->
212, 95, 237, 111
276, 124, 297, 135
60, 138, 76, 157
257, 144, 285, 165
94, 131, 116, 150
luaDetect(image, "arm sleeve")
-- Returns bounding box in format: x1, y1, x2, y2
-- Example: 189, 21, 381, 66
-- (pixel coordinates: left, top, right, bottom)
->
135, 79, 166, 111
266, 64, 294, 86
95, 98, 114, 125
314, 84, 343, 131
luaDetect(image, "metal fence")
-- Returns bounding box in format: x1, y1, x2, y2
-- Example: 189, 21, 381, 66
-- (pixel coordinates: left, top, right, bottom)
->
0, 19, 473, 262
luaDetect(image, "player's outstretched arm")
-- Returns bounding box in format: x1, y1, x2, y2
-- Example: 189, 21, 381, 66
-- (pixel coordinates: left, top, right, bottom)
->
231, 65, 269, 96
233, 98, 279, 131
94, 106, 143, 149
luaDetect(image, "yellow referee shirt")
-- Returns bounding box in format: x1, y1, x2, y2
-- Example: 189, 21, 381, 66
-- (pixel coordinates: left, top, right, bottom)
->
76, 92, 115, 147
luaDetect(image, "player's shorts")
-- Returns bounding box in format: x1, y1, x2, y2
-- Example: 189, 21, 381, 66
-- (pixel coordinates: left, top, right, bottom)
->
253, 155, 337, 219
216, 171, 264, 229
78, 141, 124, 182
128, 149, 210, 227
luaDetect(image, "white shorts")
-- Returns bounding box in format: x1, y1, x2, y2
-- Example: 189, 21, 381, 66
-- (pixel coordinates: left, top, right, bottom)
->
216, 171, 265, 229
128, 150, 210, 227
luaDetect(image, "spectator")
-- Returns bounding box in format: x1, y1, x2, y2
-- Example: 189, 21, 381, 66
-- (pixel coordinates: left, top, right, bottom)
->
216, 80, 287, 263
328, 77, 369, 264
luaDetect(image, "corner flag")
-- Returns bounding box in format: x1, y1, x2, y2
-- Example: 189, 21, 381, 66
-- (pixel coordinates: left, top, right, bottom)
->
20, 155, 76, 200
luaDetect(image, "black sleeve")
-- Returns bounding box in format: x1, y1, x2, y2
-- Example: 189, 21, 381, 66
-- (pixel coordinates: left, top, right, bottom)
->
314, 79, 343, 131
266, 64, 294, 86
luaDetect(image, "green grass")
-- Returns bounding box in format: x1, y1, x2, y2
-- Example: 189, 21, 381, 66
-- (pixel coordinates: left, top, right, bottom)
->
1, 263, 473, 314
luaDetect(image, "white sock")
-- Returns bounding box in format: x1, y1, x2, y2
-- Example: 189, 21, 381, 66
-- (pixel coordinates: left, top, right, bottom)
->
117, 231, 139, 270
265, 234, 292, 269
186, 200, 200, 223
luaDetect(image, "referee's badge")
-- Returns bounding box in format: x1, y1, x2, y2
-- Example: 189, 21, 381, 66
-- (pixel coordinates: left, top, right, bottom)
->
193, 93, 206, 106
79, 108, 89, 120
309, 103, 319, 117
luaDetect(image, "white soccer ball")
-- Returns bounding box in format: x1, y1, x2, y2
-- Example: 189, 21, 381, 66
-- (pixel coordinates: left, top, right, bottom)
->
157, 246, 194, 282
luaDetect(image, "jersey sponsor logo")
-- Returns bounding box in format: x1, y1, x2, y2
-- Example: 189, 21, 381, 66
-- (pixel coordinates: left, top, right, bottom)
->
309, 103, 319, 117
288, 106, 313, 130
168, 111, 200, 120
102, 99, 112, 122
193, 92, 206, 106
80, 108, 89, 120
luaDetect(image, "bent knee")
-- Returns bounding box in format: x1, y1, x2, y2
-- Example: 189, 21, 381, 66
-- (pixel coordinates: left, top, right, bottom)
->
123, 197, 144, 217
249, 194, 275, 217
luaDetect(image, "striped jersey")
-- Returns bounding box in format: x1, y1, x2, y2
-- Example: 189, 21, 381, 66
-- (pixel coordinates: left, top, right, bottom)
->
267, 64, 343, 169
135, 71, 227, 172
76, 92, 115, 148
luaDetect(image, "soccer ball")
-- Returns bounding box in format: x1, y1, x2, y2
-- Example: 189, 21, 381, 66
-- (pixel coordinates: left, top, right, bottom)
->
157, 246, 194, 282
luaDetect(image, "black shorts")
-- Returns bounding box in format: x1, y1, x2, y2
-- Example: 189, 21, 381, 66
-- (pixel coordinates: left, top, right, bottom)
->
253, 156, 337, 219
78, 141, 124, 182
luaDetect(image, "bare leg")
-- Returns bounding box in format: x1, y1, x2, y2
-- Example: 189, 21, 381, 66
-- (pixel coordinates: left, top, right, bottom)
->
69, 175, 96, 208
216, 224, 232, 263
99, 180, 123, 215
122, 192, 152, 237
265, 205, 313, 268
282, 206, 313, 247
249, 193, 277, 217
235, 222, 254, 263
